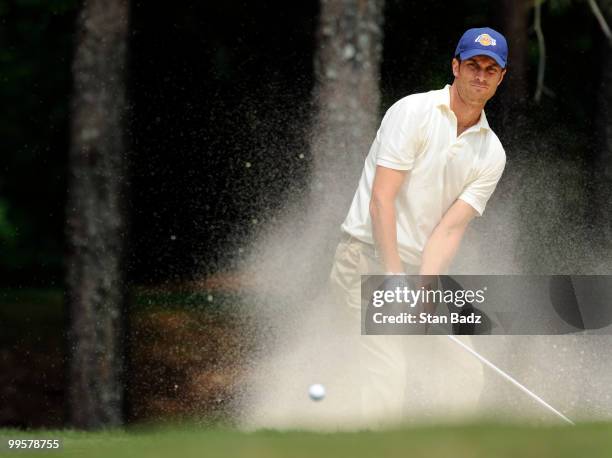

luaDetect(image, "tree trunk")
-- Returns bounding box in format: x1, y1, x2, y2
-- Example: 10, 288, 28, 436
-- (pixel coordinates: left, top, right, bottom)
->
595, 38, 612, 240
601, 55, 612, 177
498, 0, 530, 137
307, 0, 384, 278
590, 2, 612, 241
502, 0, 529, 107
312, 0, 384, 204
65, 0, 130, 430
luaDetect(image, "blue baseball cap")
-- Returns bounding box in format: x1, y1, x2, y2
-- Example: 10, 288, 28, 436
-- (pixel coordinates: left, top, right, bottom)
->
454, 27, 508, 69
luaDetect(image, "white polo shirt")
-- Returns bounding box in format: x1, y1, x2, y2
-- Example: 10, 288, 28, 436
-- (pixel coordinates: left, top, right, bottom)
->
341, 84, 506, 266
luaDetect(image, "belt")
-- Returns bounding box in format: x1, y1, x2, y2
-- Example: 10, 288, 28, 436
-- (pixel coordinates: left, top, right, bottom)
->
340, 231, 377, 257
340, 231, 420, 273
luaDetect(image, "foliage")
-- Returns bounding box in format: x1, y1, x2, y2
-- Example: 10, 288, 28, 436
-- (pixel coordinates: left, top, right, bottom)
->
0, 0, 78, 282
0, 199, 17, 245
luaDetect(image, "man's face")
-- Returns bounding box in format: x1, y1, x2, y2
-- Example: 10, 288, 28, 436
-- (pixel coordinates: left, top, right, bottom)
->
452, 55, 506, 106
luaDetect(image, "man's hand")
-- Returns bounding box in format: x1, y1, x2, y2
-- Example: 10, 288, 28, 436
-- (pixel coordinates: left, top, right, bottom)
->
419, 199, 477, 275
369, 165, 409, 273
366, 274, 436, 334
366, 274, 418, 334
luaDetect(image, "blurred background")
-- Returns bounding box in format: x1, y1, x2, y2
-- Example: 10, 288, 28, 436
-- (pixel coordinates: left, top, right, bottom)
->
1, 0, 611, 430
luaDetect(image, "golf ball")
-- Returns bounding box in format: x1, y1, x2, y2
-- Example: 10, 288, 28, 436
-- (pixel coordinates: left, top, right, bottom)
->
308, 383, 326, 401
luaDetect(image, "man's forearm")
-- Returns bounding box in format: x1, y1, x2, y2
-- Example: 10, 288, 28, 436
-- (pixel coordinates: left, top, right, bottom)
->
370, 200, 404, 273
419, 223, 467, 275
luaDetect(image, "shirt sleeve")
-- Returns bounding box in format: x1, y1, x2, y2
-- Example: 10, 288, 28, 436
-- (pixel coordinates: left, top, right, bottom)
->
458, 152, 506, 217
374, 99, 422, 171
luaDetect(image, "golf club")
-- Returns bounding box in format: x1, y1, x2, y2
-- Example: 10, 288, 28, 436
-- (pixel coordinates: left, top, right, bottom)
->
446, 334, 575, 425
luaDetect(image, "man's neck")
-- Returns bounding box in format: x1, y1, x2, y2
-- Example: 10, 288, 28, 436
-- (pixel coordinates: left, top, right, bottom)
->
449, 83, 484, 135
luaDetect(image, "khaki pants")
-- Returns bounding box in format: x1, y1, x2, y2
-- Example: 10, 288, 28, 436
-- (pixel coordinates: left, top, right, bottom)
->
329, 233, 484, 427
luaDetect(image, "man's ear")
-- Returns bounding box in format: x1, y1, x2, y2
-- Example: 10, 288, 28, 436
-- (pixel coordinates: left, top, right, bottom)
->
452, 57, 461, 78
497, 68, 507, 86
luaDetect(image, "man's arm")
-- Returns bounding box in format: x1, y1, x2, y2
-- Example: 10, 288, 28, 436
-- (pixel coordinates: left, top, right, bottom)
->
419, 199, 477, 275
369, 165, 409, 273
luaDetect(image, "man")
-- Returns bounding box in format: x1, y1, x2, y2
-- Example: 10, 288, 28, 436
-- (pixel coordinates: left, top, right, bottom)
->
329, 27, 508, 426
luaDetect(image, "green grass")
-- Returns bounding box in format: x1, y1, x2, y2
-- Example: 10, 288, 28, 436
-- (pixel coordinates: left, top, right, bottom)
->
2, 422, 612, 458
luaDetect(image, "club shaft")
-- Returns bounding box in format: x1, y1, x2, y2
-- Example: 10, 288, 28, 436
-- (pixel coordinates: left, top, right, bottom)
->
446, 334, 575, 425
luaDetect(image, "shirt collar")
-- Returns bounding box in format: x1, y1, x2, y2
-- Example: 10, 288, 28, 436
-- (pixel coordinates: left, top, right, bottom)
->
435, 84, 490, 132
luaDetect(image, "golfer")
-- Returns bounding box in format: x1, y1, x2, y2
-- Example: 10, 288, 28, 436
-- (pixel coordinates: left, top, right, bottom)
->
330, 27, 508, 425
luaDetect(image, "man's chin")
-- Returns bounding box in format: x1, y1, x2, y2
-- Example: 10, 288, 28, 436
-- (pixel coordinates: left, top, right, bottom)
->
468, 89, 492, 105
465, 95, 488, 106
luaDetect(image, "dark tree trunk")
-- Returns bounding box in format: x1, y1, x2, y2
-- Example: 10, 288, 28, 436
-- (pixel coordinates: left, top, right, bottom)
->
590, 2, 612, 240
65, 0, 130, 430
601, 58, 612, 175
502, 0, 529, 107
497, 0, 530, 138
306, 0, 384, 280
594, 38, 612, 239
311, 0, 384, 208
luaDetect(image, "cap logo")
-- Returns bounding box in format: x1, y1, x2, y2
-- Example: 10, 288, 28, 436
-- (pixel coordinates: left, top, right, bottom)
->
475, 33, 496, 47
